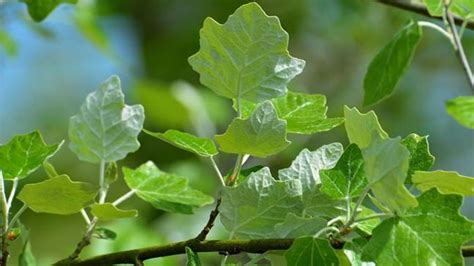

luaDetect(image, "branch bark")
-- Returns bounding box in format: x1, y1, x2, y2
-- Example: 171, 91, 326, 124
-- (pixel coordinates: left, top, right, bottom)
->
376, 0, 474, 30
58, 239, 474, 265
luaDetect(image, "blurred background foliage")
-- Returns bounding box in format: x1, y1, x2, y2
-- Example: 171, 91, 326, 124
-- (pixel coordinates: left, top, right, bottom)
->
0, 0, 473, 264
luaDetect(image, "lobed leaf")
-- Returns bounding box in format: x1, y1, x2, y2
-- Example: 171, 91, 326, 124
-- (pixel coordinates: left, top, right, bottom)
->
188, 2, 305, 103
90, 203, 138, 220
123, 161, 214, 214
285, 237, 339, 266
446, 96, 474, 129
423, 0, 474, 19
0, 131, 63, 180
401, 134, 435, 183
17, 175, 98, 215
69, 75, 145, 164
344, 107, 387, 149
412, 170, 474, 196
274, 213, 326, 238
215, 101, 290, 157
144, 129, 217, 157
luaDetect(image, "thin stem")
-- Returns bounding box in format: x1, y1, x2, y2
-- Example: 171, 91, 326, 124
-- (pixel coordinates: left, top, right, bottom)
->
227, 154, 244, 186
194, 198, 222, 242
445, 5, 474, 90
326, 216, 343, 227
80, 209, 91, 225
345, 186, 371, 227
7, 204, 28, 231
314, 226, 340, 238
0, 171, 9, 265
417, 21, 453, 43
6, 178, 18, 211
353, 213, 393, 224
98, 160, 107, 203
112, 190, 135, 206
209, 157, 225, 186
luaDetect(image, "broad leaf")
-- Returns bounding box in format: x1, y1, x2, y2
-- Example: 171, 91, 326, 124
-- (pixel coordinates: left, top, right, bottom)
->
344, 107, 387, 149
69, 75, 145, 164
401, 134, 435, 183
285, 237, 339, 266
215, 101, 290, 157
21, 0, 78, 22
423, 0, 474, 19
363, 21, 422, 106
90, 203, 138, 220
274, 213, 326, 238
362, 189, 474, 265
144, 129, 217, 157
412, 170, 474, 196
185, 247, 202, 266
17, 175, 98, 215
303, 189, 347, 219
238, 92, 344, 134
219, 167, 304, 239
188, 2, 305, 103
0, 131, 63, 180
446, 96, 474, 129
123, 161, 214, 214
320, 144, 368, 200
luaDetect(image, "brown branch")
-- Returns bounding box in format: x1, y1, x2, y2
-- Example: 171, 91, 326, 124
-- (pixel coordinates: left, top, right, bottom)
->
194, 198, 221, 242
375, 0, 474, 30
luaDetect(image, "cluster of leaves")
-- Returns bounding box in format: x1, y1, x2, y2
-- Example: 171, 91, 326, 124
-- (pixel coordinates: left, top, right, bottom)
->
0, 1, 473, 266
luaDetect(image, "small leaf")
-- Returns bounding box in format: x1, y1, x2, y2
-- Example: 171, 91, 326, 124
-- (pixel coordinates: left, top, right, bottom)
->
320, 144, 368, 200
446, 96, 474, 129
423, 0, 474, 19
105, 162, 118, 185
90, 203, 138, 220
363, 21, 422, 106
401, 134, 435, 183
21, 0, 78, 22
361, 189, 474, 265
0, 131, 63, 180
344, 107, 388, 149
220, 168, 304, 239
18, 221, 36, 266
215, 101, 290, 158
0, 30, 17, 56
412, 170, 474, 196
144, 129, 218, 157
123, 161, 214, 214
188, 2, 305, 103
69, 75, 145, 164
93, 227, 117, 240
185, 247, 202, 266
285, 237, 339, 266
17, 175, 98, 215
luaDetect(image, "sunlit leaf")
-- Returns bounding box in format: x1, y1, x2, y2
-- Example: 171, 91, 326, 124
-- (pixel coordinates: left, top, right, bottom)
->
344, 107, 387, 149
69, 75, 145, 164
412, 170, 474, 196
446, 96, 474, 129
0, 131, 63, 180
285, 237, 339, 266
21, 0, 78, 22
189, 2, 305, 103
90, 203, 138, 220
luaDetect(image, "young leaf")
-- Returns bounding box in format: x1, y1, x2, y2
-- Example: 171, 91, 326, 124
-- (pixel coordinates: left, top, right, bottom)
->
90, 203, 138, 220
237, 92, 344, 134
185, 247, 202, 266
17, 175, 98, 215
412, 170, 474, 196
401, 134, 435, 183
285, 237, 339, 266
144, 129, 218, 157
320, 144, 368, 200
69, 75, 145, 164
18, 221, 36, 266
219, 168, 304, 239
363, 21, 422, 106
344, 107, 388, 149
188, 2, 305, 103
105, 162, 118, 185
93, 227, 117, 240
274, 213, 326, 238
123, 161, 214, 214
215, 101, 290, 157
342, 238, 374, 266
0, 131, 63, 180
446, 96, 474, 129
43, 161, 59, 178
21, 0, 78, 22
361, 189, 474, 265
423, 0, 474, 19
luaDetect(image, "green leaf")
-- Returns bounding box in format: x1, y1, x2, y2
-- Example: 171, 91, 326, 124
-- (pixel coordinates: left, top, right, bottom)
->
303, 189, 347, 219
75, 8, 110, 54
237, 92, 344, 134
123, 161, 214, 214
342, 238, 373, 266
18, 221, 36, 266
215, 101, 290, 157
363, 21, 422, 106
401, 134, 435, 183
185, 247, 202, 266
274, 213, 326, 238
17, 175, 98, 215
144, 129, 218, 157
412, 170, 474, 196
188, 2, 305, 103
219, 167, 304, 239
446, 96, 474, 129
42, 161, 59, 178
93, 227, 117, 240
0, 131, 63, 180
0, 30, 17, 56
320, 144, 368, 200
362, 189, 474, 265
344, 107, 388, 149
21, 0, 78, 22
69, 75, 145, 164
285, 237, 339, 266
90, 203, 138, 220
105, 162, 118, 185
423, 0, 474, 19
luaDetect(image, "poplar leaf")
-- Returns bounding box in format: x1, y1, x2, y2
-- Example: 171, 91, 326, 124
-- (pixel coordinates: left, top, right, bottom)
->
446, 96, 474, 129
69, 75, 145, 164
144, 129, 217, 157
90, 203, 138, 220
0, 131, 63, 180
285, 237, 339, 266
274, 213, 326, 238
401, 134, 435, 183
21, 0, 78, 22
185, 247, 202, 266
412, 170, 474, 196
188, 2, 305, 103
